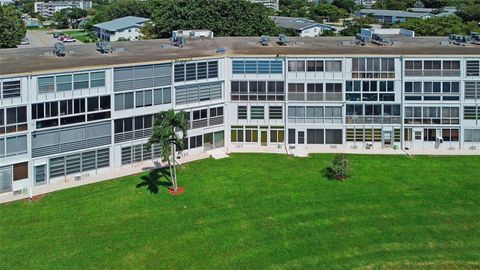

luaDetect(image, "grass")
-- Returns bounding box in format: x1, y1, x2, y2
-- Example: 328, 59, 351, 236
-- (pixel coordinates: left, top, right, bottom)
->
1, 154, 479, 269
60, 30, 96, 43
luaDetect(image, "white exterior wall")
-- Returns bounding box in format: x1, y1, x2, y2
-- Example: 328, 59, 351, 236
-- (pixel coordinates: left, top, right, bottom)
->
1, 54, 479, 196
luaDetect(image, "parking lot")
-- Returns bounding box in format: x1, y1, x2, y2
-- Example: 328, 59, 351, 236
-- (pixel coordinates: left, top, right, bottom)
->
22, 30, 83, 48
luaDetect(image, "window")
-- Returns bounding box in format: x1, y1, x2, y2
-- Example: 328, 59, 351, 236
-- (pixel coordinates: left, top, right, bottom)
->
238, 106, 247, 120
231, 81, 284, 101
74, 73, 89, 90
189, 135, 203, 148
250, 106, 264, 120
2, 106, 27, 134
175, 60, 218, 82
56, 75, 72, 91
49, 148, 110, 178
5, 135, 27, 156
175, 82, 222, 105
466, 60, 480, 76
465, 81, 480, 100
13, 162, 28, 181
232, 59, 283, 74
114, 115, 152, 143
464, 129, 480, 142
307, 129, 324, 144
352, 58, 394, 78
1, 80, 21, 99
288, 83, 305, 101
464, 106, 480, 120
442, 128, 459, 142
325, 60, 342, 72
288, 60, 305, 72
269, 106, 282, 120
154, 87, 172, 105
405, 60, 460, 77
307, 60, 324, 71
38, 76, 55, 93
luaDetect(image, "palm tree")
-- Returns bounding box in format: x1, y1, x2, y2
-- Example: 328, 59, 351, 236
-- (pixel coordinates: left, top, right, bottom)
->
148, 109, 188, 191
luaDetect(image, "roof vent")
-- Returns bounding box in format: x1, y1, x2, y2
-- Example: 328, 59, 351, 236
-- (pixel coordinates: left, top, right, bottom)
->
470, 32, 479, 45
96, 42, 113, 54
53, 42, 66, 57
216, 47, 226, 54
277, 34, 289, 46
260, 35, 270, 46
448, 34, 470, 46
371, 34, 393, 46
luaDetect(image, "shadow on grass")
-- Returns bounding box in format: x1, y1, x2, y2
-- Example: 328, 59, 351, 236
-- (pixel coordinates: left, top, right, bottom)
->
136, 167, 172, 194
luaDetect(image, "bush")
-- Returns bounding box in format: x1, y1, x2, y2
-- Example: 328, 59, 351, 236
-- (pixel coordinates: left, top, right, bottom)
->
324, 154, 351, 181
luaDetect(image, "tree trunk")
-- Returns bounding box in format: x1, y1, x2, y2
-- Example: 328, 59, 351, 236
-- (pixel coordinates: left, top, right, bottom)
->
171, 142, 177, 191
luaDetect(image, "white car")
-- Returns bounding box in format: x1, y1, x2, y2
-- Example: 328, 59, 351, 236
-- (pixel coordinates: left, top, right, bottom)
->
62, 37, 76, 43
20, 38, 30, 45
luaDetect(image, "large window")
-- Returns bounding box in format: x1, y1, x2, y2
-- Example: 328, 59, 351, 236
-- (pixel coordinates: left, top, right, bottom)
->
175, 82, 222, 105
352, 58, 395, 78
38, 71, 105, 93
404, 106, 459, 125
32, 121, 112, 158
405, 81, 460, 101
346, 104, 400, 124
231, 81, 284, 101
1, 106, 27, 134
288, 106, 342, 124
174, 60, 218, 82
288, 82, 342, 101
0, 135, 27, 157
288, 59, 341, 72
114, 64, 171, 92
238, 106, 247, 120
464, 129, 480, 142
405, 60, 460, 77
307, 129, 342, 144
32, 96, 111, 129
115, 87, 170, 111
1, 80, 21, 99
121, 143, 162, 165
346, 80, 394, 102
49, 148, 110, 178
232, 59, 283, 74
114, 115, 153, 143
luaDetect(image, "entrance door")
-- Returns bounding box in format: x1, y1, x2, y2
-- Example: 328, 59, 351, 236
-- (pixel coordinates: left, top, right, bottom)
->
203, 133, 213, 151
298, 131, 305, 144
260, 130, 268, 146
383, 131, 392, 147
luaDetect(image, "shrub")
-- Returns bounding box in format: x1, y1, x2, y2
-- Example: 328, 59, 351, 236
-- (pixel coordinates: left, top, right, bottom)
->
324, 154, 351, 181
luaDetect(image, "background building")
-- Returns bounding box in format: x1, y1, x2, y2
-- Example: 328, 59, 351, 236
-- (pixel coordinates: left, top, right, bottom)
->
356, 9, 433, 23
93, 16, 150, 42
270, 16, 336, 37
249, 0, 279, 10
34, 1, 93, 17
0, 35, 479, 197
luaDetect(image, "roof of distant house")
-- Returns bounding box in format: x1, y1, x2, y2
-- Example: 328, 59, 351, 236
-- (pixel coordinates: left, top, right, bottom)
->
93, 16, 150, 32
358, 9, 433, 18
270, 16, 334, 31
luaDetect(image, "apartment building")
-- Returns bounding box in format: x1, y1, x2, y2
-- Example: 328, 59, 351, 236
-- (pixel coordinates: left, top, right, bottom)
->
249, 0, 279, 10
34, 1, 92, 17
0, 36, 479, 195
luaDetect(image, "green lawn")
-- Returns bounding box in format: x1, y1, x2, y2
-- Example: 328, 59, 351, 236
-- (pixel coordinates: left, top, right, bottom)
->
1, 154, 479, 269
61, 30, 96, 43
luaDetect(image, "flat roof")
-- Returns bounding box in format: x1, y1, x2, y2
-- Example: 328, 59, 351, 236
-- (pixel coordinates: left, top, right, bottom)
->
358, 9, 433, 18
1, 36, 479, 77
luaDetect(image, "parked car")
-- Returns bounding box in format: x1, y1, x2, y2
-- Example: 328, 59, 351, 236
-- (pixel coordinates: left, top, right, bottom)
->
62, 37, 76, 43
53, 32, 65, 38
20, 38, 30, 45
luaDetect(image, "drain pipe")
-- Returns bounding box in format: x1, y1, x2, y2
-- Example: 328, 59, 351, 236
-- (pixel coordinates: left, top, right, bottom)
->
400, 55, 410, 156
